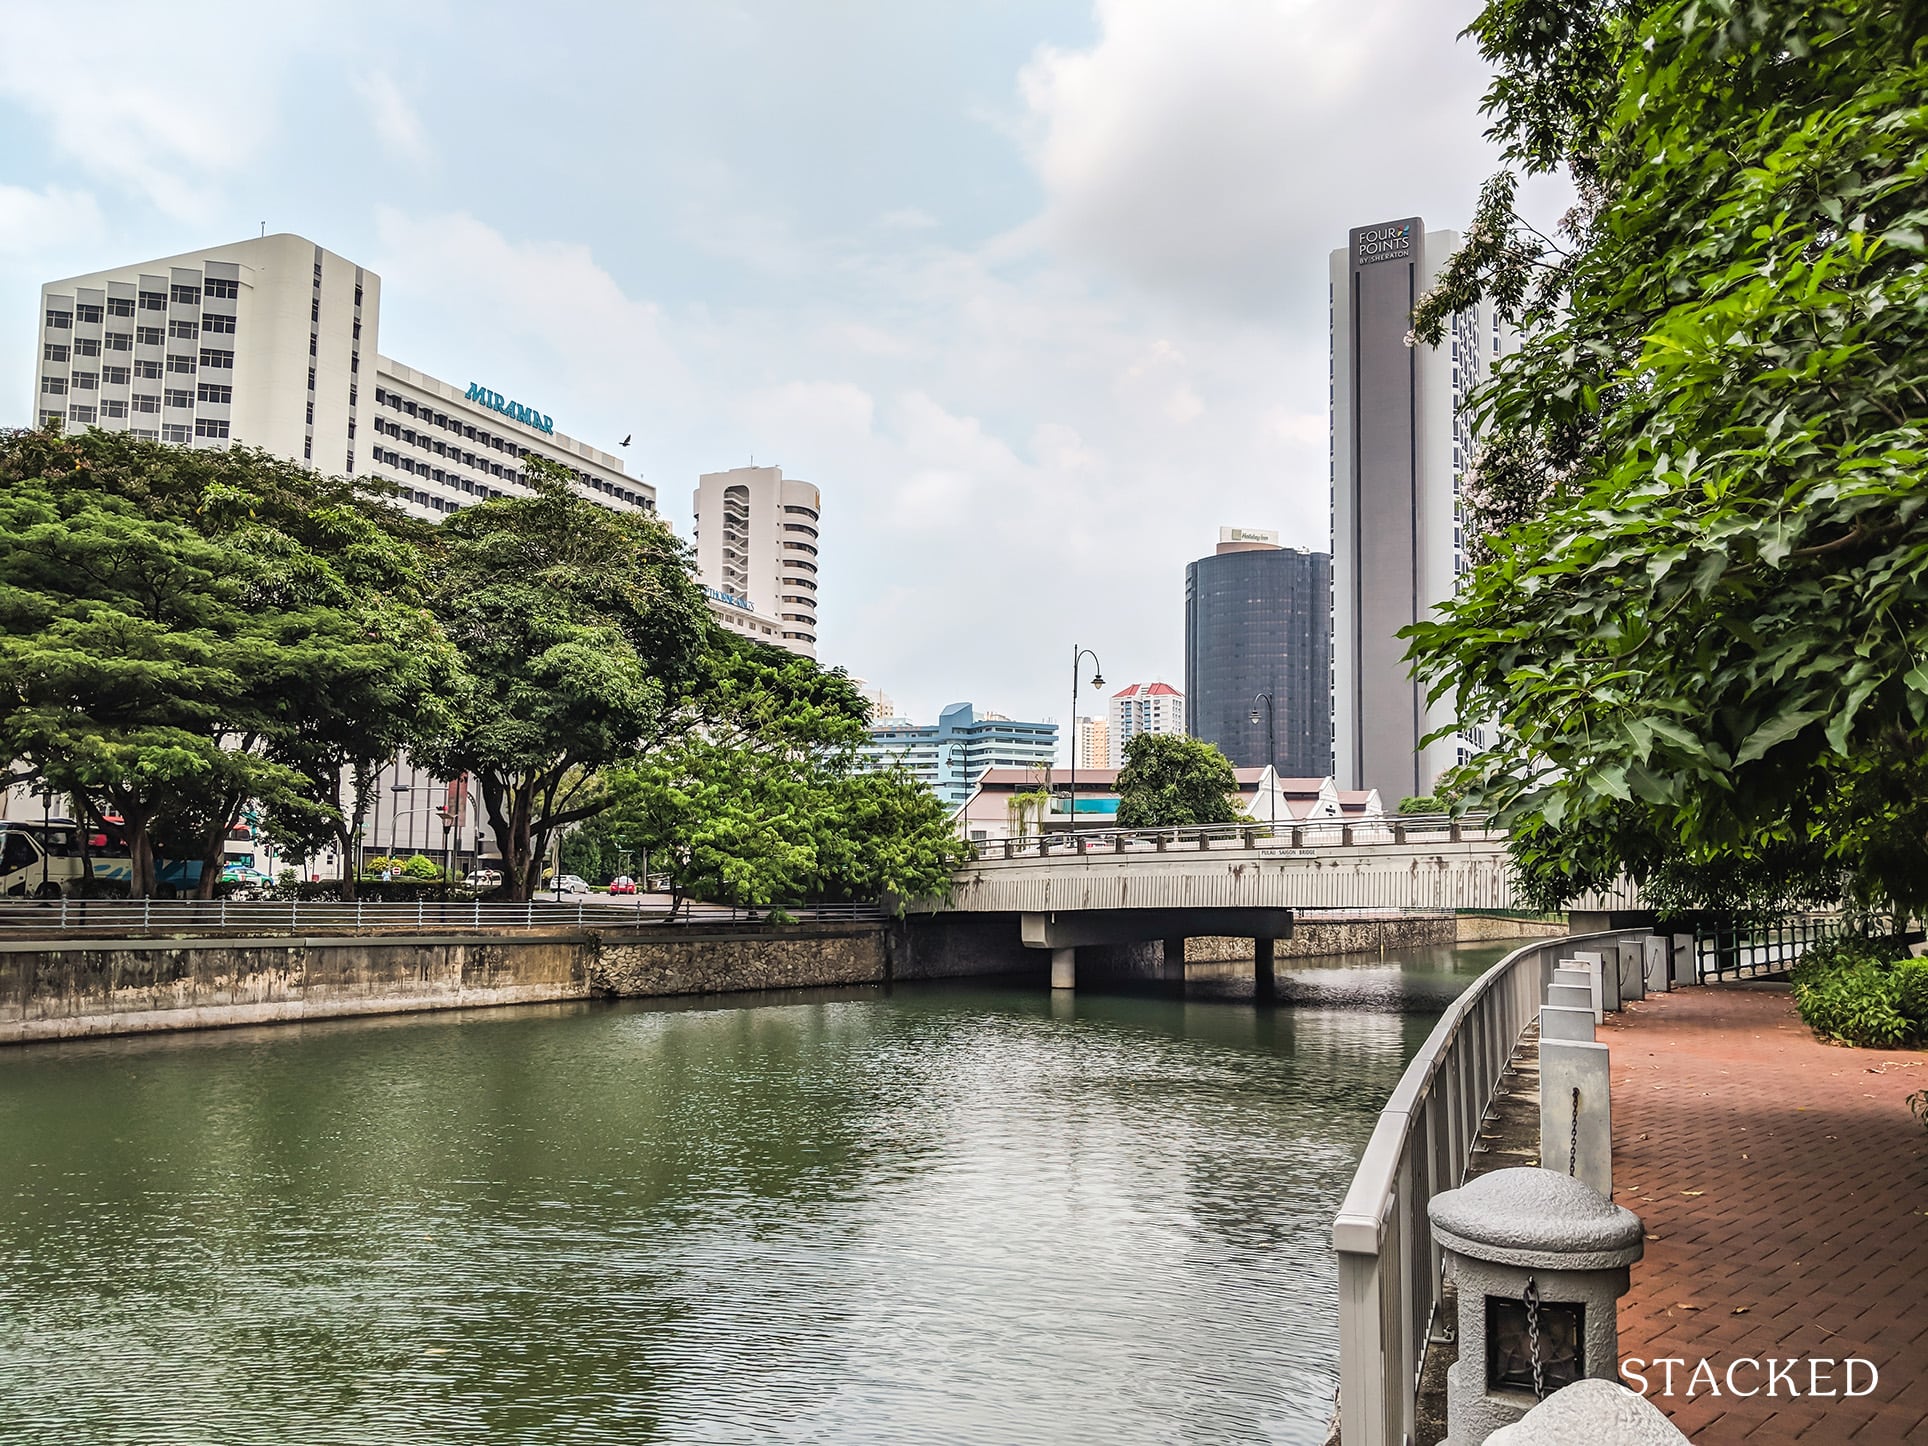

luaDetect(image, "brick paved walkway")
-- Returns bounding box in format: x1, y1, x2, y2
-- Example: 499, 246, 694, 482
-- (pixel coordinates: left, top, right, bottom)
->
1606, 984, 1928, 1443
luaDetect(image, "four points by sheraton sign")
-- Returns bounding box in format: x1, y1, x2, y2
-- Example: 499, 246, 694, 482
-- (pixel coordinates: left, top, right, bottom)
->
1356, 221, 1414, 266
465, 382, 554, 435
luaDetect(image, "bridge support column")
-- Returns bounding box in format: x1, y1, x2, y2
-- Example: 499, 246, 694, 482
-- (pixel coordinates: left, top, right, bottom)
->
1253, 936, 1275, 995
1161, 937, 1187, 983
1051, 946, 1076, 990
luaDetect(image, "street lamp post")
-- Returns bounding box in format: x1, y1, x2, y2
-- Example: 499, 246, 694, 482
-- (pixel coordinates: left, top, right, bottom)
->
1250, 692, 1277, 833
1068, 645, 1105, 846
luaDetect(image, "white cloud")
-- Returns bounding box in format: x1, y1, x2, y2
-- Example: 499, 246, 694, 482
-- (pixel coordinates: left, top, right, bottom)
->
356, 72, 434, 168
1018, 0, 1502, 315
0, 184, 105, 257
0, 1, 319, 222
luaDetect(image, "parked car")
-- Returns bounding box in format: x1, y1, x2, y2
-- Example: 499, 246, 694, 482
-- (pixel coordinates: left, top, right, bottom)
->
553, 874, 591, 895
468, 867, 503, 891
607, 875, 637, 894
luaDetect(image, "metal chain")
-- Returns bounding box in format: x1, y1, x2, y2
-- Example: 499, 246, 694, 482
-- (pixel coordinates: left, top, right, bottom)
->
1524, 1276, 1546, 1400
1569, 1086, 1581, 1177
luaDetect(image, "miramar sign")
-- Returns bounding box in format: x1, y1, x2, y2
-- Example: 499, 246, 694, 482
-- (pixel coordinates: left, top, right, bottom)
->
1356, 221, 1414, 266
465, 382, 554, 435
703, 585, 756, 614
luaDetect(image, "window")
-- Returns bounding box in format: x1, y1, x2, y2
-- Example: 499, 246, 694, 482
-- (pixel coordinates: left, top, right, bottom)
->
352, 320, 361, 341
75, 303, 103, 324
40, 376, 67, 395
107, 297, 135, 317
354, 284, 363, 306
39, 410, 61, 428
309, 336, 317, 356
199, 349, 233, 369
162, 424, 192, 444
200, 312, 236, 335
168, 319, 198, 339
104, 332, 131, 352
303, 439, 312, 460
71, 371, 98, 391
45, 308, 71, 329
102, 399, 128, 419
169, 284, 200, 305
204, 278, 239, 299
305, 403, 314, 425
138, 291, 165, 311
132, 394, 160, 414
311, 302, 320, 323
104, 363, 134, 385
350, 354, 358, 373
166, 355, 196, 375
67, 404, 96, 424
42, 343, 68, 363
196, 383, 232, 404
193, 418, 230, 438
134, 359, 163, 380
164, 389, 194, 409
136, 326, 164, 346
307, 367, 315, 390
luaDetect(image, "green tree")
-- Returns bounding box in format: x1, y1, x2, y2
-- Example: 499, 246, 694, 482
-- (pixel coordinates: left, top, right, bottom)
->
414, 464, 711, 900
1114, 733, 1242, 828
0, 429, 437, 897
599, 637, 965, 912
1404, 0, 1928, 913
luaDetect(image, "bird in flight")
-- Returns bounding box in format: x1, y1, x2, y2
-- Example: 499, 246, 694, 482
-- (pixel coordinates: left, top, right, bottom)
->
620, 434, 632, 447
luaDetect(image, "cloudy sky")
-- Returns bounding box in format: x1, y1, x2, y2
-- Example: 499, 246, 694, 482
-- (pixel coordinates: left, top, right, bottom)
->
0, 0, 1565, 747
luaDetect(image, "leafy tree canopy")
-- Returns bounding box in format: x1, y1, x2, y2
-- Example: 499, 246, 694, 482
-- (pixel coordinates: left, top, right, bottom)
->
597, 637, 965, 911
1115, 733, 1242, 828
1405, 0, 1928, 914
0, 428, 448, 896
414, 466, 715, 898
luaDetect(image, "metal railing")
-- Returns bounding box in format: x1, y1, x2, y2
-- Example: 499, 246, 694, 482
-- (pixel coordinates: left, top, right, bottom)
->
1329, 927, 1651, 1446
1691, 913, 1853, 981
0, 897, 884, 939
966, 813, 1500, 860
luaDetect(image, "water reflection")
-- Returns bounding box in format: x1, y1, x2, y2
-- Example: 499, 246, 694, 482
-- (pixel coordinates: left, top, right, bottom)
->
0, 941, 1508, 1445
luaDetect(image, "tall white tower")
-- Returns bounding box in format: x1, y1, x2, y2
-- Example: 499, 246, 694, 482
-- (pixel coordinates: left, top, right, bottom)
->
1329, 219, 1512, 801
691, 464, 821, 657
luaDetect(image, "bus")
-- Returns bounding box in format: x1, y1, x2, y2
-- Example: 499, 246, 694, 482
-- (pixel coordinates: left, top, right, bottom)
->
0, 819, 240, 898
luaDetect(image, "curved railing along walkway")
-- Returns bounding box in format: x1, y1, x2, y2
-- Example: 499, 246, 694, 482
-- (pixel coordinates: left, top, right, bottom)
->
1330, 927, 1651, 1446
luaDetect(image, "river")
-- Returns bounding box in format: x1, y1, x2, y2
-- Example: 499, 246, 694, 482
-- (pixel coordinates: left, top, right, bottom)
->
0, 941, 1511, 1444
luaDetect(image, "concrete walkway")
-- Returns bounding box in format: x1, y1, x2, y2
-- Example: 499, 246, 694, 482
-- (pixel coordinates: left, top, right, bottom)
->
1605, 985, 1928, 1443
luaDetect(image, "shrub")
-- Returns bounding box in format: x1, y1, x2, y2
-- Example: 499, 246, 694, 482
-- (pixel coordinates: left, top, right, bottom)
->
1791, 937, 1924, 1048
400, 853, 443, 881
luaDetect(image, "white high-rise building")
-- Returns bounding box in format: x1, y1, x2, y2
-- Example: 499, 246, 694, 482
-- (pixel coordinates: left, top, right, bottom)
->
1107, 682, 1186, 768
1074, 715, 1110, 771
691, 464, 820, 657
33, 233, 651, 524
1329, 218, 1513, 801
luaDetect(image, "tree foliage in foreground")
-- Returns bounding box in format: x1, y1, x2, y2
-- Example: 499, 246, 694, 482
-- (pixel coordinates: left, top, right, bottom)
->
413, 464, 712, 900
1114, 733, 1242, 829
0, 430, 446, 896
1406, 0, 1928, 914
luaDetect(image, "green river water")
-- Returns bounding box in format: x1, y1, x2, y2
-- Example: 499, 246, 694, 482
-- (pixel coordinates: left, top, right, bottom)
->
0, 942, 1510, 1444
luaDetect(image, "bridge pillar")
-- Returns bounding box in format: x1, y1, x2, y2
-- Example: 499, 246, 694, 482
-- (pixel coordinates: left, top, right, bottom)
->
1254, 936, 1275, 995
1051, 946, 1076, 990
1161, 937, 1187, 982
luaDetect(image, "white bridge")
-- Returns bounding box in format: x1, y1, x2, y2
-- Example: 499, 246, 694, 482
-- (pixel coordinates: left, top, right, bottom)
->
922, 819, 1638, 988
937, 818, 1637, 916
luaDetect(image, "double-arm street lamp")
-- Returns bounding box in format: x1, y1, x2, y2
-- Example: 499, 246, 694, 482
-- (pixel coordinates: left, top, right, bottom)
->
1249, 692, 1277, 832
1068, 645, 1105, 844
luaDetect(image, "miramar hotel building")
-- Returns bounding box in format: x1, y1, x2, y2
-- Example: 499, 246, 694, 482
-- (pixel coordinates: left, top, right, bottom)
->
32, 232, 652, 524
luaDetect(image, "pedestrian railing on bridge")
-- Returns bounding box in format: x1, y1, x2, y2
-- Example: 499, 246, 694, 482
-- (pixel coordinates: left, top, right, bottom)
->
966, 813, 1501, 861
1329, 926, 1654, 1446
0, 897, 883, 939
1690, 913, 1862, 982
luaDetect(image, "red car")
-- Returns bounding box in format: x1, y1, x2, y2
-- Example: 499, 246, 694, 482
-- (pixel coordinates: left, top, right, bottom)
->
607, 875, 637, 894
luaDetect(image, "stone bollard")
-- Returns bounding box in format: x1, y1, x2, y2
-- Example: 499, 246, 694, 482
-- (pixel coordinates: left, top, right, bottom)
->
1642, 935, 1670, 994
1573, 950, 1617, 1012
1615, 940, 1647, 1003
1547, 982, 1592, 1016
1540, 1005, 1594, 1044
1485, 1378, 1687, 1445
1539, 1039, 1612, 1197
1670, 933, 1696, 987
1429, 1167, 1643, 1446
1554, 963, 1602, 1023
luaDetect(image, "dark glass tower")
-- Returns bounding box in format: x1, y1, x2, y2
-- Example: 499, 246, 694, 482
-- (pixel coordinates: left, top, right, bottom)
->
1184, 544, 1333, 776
